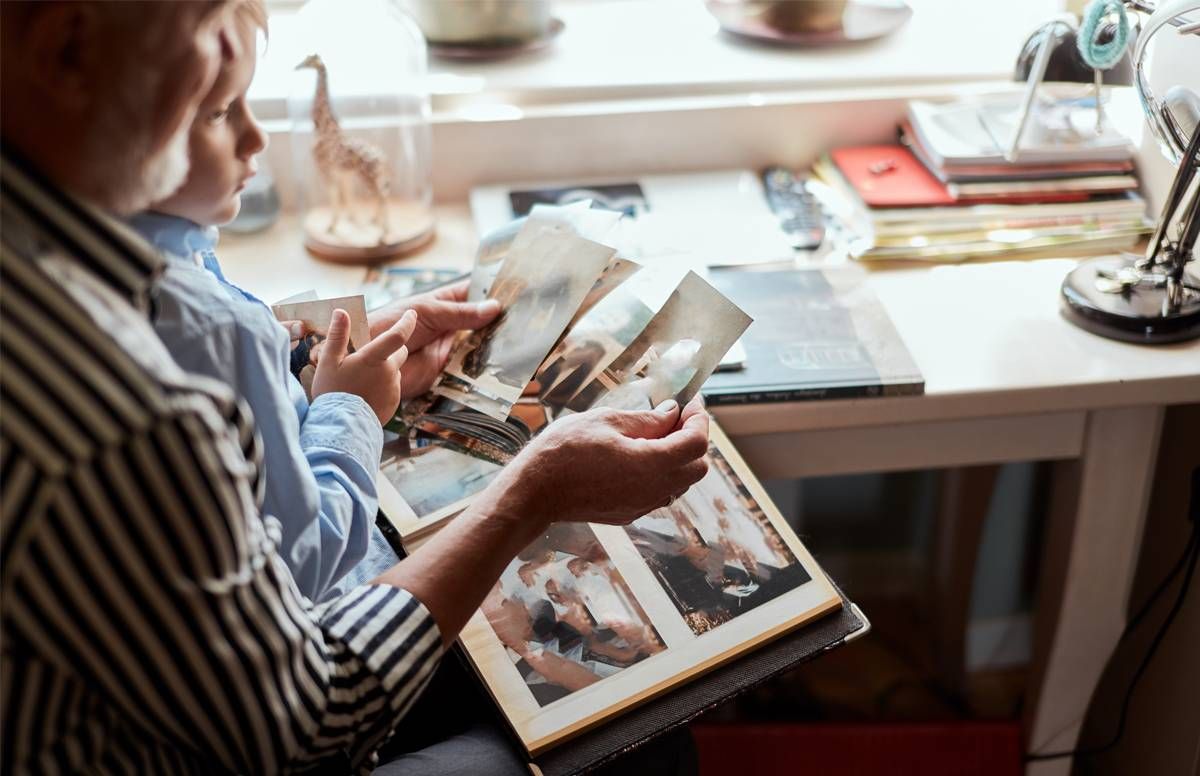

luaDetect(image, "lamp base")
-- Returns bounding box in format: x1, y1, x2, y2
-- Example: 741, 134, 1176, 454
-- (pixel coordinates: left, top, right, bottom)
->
1060, 255, 1200, 344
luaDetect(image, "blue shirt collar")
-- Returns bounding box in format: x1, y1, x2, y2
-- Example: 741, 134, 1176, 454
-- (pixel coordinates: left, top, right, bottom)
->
127, 212, 219, 260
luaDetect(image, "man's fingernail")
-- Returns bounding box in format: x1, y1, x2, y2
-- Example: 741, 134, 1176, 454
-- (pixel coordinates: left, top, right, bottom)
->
479, 300, 501, 313
655, 400, 678, 414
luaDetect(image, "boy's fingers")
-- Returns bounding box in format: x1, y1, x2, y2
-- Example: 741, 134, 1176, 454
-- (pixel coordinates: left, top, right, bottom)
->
362, 309, 417, 361
320, 309, 352, 365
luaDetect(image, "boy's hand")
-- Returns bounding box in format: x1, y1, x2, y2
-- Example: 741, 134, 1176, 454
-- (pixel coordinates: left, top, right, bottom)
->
368, 280, 502, 398
311, 308, 417, 425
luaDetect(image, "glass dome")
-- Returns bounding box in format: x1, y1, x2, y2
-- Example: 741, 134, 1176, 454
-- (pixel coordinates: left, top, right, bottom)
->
288, 0, 435, 263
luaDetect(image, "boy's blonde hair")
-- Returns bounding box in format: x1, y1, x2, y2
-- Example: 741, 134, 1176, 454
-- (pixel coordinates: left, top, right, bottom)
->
235, 0, 268, 39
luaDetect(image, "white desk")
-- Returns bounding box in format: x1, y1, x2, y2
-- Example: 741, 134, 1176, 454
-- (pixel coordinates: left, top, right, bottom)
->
220, 208, 1198, 776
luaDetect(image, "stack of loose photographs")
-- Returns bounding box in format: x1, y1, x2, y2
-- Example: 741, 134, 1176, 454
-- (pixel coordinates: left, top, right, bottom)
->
373, 203, 850, 763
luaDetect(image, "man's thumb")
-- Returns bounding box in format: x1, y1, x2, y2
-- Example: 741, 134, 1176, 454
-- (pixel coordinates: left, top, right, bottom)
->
321, 309, 352, 364
616, 399, 679, 440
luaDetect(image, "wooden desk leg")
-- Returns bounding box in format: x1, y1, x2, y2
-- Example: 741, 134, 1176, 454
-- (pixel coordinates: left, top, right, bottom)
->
927, 465, 1002, 698
1024, 406, 1164, 776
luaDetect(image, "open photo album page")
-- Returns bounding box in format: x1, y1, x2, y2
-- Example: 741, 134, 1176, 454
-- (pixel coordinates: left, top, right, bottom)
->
424, 424, 841, 755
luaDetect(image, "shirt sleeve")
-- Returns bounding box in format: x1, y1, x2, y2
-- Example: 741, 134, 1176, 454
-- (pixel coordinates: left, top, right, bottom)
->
158, 284, 383, 601
9, 402, 442, 774
227, 316, 383, 600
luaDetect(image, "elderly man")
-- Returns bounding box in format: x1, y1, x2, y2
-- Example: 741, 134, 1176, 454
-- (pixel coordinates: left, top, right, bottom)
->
0, 3, 709, 774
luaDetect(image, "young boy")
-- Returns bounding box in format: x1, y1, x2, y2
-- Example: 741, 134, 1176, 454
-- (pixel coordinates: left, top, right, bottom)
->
129, 1, 490, 600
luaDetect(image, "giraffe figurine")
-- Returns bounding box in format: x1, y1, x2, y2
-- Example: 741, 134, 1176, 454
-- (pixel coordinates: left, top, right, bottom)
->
296, 54, 390, 241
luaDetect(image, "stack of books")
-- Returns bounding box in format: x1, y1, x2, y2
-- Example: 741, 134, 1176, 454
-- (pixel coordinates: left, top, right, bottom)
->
814, 96, 1152, 261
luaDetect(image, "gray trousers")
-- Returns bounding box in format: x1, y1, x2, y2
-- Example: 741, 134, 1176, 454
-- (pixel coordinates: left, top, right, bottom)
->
373, 659, 698, 776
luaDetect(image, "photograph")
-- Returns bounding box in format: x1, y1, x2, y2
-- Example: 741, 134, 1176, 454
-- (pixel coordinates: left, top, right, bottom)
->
624, 444, 812, 635
482, 524, 666, 708
378, 442, 503, 522
428, 372, 515, 420
509, 182, 648, 220
566, 257, 641, 331
570, 271, 752, 413
271, 294, 370, 399
360, 267, 463, 311
440, 215, 617, 419
468, 201, 619, 303
534, 283, 655, 414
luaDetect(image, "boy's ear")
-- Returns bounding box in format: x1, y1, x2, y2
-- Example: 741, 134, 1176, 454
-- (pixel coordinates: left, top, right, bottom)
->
22, 3, 101, 111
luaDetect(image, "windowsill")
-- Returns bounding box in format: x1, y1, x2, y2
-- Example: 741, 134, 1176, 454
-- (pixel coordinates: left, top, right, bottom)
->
251, 0, 1061, 123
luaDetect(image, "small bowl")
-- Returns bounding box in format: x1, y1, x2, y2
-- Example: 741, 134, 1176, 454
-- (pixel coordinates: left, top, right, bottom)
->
404, 0, 553, 46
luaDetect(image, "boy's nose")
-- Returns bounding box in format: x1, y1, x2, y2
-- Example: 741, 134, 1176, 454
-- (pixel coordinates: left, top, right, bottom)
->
240, 117, 269, 157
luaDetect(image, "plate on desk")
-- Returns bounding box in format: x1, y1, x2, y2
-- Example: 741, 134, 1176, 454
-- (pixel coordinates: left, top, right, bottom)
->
706, 0, 912, 47
428, 17, 564, 61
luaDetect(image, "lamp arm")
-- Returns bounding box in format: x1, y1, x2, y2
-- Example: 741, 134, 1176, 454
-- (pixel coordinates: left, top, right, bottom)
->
1176, 156, 1200, 264
1140, 121, 1200, 270
1130, 0, 1200, 164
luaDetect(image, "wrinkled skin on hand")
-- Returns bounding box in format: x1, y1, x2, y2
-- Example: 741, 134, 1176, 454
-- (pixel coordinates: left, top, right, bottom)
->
495, 397, 710, 530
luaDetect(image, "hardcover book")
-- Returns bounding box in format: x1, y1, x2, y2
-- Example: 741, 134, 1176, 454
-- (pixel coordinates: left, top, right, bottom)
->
703, 266, 924, 404
357, 205, 862, 771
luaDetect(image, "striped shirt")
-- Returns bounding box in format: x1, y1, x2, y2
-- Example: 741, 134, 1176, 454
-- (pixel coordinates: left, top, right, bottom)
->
0, 149, 442, 774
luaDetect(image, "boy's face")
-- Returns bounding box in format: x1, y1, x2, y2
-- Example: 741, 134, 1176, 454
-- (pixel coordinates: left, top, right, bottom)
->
154, 19, 266, 227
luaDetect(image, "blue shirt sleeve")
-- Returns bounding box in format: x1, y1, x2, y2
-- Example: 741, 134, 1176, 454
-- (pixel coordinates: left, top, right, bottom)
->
151, 259, 383, 600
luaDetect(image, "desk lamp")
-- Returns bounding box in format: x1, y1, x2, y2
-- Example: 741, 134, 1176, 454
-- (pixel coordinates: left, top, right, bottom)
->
1027, 0, 1200, 343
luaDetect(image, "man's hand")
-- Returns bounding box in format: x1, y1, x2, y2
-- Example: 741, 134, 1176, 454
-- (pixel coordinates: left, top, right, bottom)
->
491, 396, 711, 537
367, 280, 502, 398
311, 308, 417, 424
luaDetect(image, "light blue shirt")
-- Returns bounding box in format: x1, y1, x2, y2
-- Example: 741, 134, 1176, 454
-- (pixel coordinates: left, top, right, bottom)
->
131, 212, 398, 601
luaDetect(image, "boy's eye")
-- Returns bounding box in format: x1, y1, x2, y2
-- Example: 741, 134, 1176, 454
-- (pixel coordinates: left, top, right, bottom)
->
208, 107, 230, 123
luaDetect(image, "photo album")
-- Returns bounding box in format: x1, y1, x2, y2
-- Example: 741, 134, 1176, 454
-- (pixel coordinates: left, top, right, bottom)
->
274, 202, 863, 772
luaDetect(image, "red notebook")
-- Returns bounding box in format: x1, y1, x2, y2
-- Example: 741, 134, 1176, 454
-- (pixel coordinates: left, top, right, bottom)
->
829, 145, 955, 207
829, 145, 1090, 207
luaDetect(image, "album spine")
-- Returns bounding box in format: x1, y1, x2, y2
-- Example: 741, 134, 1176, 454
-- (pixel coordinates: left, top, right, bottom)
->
702, 380, 924, 405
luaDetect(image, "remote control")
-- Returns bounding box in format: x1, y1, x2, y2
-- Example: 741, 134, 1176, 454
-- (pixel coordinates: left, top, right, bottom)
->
761, 166, 826, 251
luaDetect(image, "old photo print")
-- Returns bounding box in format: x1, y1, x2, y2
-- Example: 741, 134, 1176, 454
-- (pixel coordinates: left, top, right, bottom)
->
535, 283, 654, 415
361, 267, 463, 311
624, 444, 811, 635
439, 219, 616, 419
468, 202, 620, 302
379, 442, 502, 524
482, 524, 666, 708
572, 272, 752, 412
271, 294, 370, 399
509, 182, 648, 220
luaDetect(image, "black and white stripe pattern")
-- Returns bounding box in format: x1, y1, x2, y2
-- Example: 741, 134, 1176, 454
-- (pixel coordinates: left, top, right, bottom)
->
0, 149, 442, 774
